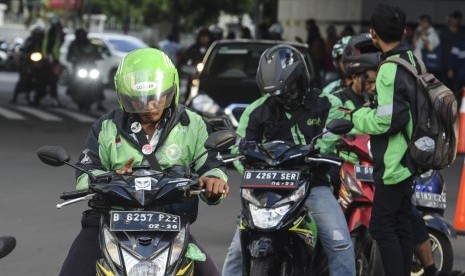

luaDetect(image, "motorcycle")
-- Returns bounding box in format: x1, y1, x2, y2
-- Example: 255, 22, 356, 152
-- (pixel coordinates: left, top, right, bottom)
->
36, 130, 236, 276
337, 134, 456, 276
222, 119, 353, 276
0, 236, 16, 259
11, 50, 48, 105
66, 59, 103, 111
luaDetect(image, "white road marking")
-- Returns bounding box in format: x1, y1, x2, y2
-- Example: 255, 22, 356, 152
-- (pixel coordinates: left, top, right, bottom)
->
0, 106, 25, 120
14, 106, 62, 121
50, 108, 97, 123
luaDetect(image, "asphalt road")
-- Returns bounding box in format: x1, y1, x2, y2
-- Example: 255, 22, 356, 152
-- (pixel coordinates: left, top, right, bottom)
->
0, 72, 463, 275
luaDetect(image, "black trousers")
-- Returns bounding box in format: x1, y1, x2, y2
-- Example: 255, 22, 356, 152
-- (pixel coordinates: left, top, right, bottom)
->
370, 178, 413, 276
59, 211, 220, 276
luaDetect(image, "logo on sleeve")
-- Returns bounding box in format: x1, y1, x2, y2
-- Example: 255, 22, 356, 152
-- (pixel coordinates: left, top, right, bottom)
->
80, 149, 92, 164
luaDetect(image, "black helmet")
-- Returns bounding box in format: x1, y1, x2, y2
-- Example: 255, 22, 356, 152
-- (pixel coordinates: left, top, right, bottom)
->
331, 35, 352, 67
256, 45, 311, 110
209, 24, 224, 40
342, 33, 381, 76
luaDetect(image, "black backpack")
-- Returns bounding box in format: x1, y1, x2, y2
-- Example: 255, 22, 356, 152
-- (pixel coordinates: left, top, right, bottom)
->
380, 57, 459, 171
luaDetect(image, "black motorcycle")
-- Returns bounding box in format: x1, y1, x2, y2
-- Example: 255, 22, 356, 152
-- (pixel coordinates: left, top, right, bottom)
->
222, 119, 353, 276
37, 130, 236, 276
66, 59, 104, 111
10, 50, 48, 105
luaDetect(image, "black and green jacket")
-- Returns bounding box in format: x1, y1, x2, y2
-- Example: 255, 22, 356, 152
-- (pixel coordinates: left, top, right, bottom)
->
351, 44, 419, 185
233, 90, 344, 187
75, 105, 228, 222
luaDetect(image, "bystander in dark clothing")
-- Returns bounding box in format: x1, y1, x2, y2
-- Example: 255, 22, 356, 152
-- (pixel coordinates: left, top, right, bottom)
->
441, 11, 463, 88
305, 19, 326, 70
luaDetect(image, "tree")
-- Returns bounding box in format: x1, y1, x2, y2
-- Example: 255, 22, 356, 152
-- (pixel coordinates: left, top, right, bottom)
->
91, 0, 253, 31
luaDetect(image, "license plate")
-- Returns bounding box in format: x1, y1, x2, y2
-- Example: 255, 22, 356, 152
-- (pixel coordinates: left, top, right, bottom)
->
413, 192, 446, 209
241, 170, 300, 189
354, 165, 374, 182
109, 211, 181, 232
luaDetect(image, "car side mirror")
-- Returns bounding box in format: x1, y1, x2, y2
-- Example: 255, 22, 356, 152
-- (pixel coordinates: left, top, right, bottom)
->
37, 146, 70, 166
326, 119, 354, 135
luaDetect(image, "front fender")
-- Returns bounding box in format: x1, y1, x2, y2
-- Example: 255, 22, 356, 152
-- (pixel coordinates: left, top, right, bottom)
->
423, 213, 457, 239
348, 205, 372, 232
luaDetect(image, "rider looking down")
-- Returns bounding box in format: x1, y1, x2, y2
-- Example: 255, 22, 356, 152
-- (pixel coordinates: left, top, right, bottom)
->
58, 48, 229, 276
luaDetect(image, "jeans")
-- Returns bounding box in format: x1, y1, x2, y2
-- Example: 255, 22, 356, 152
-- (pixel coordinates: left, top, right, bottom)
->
222, 186, 355, 276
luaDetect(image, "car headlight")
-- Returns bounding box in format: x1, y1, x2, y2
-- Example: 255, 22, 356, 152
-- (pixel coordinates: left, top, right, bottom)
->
191, 94, 220, 115
103, 227, 122, 267
169, 227, 186, 267
77, 68, 88, 78
89, 69, 100, 79
249, 204, 290, 229
241, 188, 261, 206
275, 184, 306, 205
123, 247, 169, 276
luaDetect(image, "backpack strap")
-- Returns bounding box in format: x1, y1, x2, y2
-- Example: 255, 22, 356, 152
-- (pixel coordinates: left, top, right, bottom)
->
379, 55, 427, 76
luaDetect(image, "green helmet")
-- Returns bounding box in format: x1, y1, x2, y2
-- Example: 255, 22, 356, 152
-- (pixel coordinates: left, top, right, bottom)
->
114, 48, 179, 113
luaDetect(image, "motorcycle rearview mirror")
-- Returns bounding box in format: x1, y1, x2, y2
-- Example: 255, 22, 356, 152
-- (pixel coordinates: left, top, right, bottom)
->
204, 130, 237, 151
326, 119, 354, 135
186, 130, 237, 177
308, 119, 354, 150
37, 146, 70, 166
36, 146, 98, 182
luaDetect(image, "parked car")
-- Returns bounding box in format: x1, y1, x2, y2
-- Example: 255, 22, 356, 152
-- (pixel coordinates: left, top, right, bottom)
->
185, 39, 321, 121
59, 32, 148, 86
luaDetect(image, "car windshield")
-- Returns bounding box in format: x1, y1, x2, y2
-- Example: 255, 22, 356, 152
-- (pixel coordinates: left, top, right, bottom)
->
107, 38, 146, 52
204, 44, 311, 79
204, 45, 266, 78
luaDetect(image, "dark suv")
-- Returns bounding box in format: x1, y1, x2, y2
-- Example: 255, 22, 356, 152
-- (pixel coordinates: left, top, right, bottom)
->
185, 39, 320, 111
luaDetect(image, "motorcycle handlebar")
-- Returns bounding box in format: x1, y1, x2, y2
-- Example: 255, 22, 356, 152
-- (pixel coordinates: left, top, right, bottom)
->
60, 189, 91, 200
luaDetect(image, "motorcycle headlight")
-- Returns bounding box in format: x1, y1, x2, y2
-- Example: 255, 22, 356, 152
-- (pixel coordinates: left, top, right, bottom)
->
89, 69, 100, 79
30, 52, 42, 62
123, 247, 169, 276
343, 173, 363, 198
169, 227, 186, 267
103, 227, 122, 267
191, 94, 220, 115
241, 188, 261, 206
77, 68, 88, 78
275, 185, 306, 205
249, 204, 290, 229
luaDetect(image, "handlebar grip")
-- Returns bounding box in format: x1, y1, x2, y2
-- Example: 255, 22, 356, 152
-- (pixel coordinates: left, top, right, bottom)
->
60, 189, 91, 200
316, 154, 344, 163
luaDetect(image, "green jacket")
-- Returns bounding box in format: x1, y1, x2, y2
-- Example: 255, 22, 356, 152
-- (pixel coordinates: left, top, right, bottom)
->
75, 105, 227, 221
233, 91, 344, 187
351, 44, 417, 185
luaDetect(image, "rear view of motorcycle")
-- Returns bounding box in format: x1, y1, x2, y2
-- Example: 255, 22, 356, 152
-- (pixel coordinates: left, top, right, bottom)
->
37, 130, 236, 276
66, 60, 103, 111
224, 119, 353, 276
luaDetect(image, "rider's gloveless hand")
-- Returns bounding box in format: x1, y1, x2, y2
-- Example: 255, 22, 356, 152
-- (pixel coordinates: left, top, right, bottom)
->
199, 177, 230, 198
115, 157, 135, 175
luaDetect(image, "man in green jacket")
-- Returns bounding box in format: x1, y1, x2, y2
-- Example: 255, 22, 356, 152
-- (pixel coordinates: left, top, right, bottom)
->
59, 48, 229, 276
345, 4, 417, 276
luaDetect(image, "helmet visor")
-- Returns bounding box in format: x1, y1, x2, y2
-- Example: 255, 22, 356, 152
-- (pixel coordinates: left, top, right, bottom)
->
116, 69, 176, 113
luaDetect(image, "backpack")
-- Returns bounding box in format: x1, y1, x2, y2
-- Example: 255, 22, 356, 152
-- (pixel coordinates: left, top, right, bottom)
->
380, 57, 459, 171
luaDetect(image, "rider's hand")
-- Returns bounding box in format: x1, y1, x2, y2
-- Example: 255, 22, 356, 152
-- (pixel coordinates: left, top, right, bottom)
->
199, 177, 230, 198
115, 157, 135, 175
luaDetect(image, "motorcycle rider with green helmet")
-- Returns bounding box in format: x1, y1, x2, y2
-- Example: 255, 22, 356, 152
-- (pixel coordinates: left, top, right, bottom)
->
59, 48, 229, 276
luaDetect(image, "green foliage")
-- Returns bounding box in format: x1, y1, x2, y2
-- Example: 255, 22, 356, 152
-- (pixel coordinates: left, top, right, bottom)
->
91, 0, 253, 29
